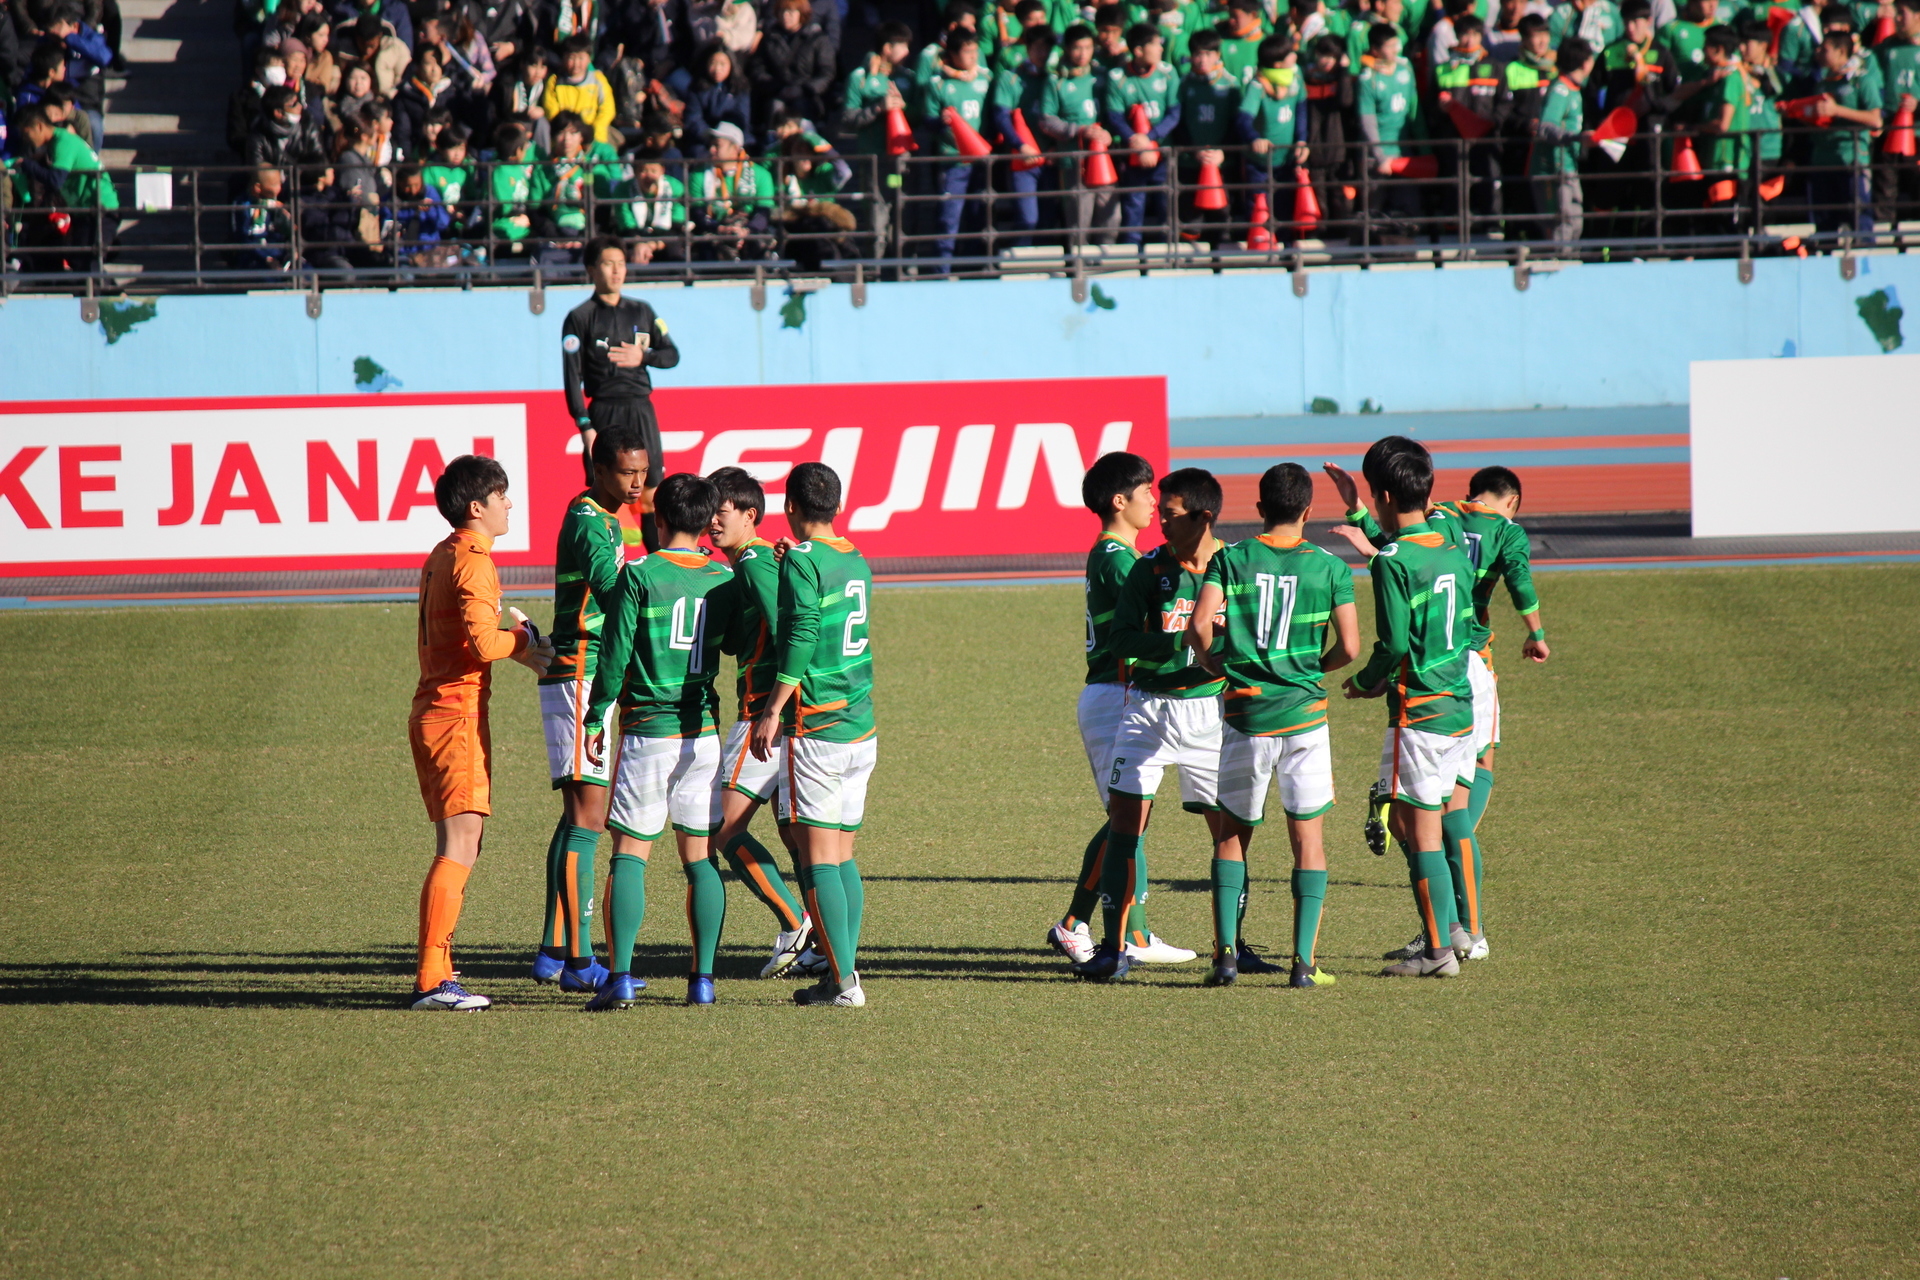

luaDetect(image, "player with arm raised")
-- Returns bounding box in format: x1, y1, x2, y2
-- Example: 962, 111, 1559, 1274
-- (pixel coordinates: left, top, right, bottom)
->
408, 456, 555, 1011
1073, 467, 1225, 983
1341, 446, 1478, 978
529, 427, 648, 992
1044, 451, 1158, 966
706, 465, 815, 979
1188, 464, 1360, 990
581, 473, 742, 1009
748, 463, 877, 1009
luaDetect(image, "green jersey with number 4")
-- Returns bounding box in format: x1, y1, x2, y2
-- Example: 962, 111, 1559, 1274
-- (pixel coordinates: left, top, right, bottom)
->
588, 548, 740, 739
775, 537, 876, 742
1204, 534, 1356, 736
1351, 523, 1476, 736
1085, 533, 1141, 685
543, 491, 625, 687
1111, 542, 1228, 698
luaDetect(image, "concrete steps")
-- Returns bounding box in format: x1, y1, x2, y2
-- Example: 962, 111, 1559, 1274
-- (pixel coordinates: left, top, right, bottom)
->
101, 0, 237, 166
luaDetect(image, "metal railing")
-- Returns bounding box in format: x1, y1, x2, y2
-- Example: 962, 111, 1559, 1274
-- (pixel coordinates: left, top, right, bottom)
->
2, 125, 1912, 296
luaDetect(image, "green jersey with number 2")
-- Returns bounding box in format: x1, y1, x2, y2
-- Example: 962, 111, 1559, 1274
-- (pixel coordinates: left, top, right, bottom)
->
775, 536, 876, 742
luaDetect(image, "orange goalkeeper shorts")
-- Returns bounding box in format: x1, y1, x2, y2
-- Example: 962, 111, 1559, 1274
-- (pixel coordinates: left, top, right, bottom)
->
409, 715, 492, 822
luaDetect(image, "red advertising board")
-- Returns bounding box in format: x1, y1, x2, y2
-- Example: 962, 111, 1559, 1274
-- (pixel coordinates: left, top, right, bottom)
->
0, 378, 1167, 575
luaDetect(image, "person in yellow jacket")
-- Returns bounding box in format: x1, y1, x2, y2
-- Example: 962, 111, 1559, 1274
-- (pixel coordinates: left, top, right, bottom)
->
542, 34, 619, 143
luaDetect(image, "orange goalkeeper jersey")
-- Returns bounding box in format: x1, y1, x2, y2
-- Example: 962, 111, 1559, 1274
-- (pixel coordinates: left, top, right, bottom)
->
411, 528, 530, 722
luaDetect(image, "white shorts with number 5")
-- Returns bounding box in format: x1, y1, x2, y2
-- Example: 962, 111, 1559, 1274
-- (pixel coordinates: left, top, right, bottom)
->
719, 718, 784, 803
1077, 681, 1128, 807
608, 733, 723, 840
1107, 692, 1221, 812
1217, 723, 1335, 825
1379, 726, 1475, 812
777, 735, 878, 831
1467, 650, 1500, 759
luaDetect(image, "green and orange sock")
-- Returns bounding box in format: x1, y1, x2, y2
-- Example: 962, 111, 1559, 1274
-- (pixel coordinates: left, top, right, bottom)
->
1063, 822, 1110, 929
720, 831, 805, 931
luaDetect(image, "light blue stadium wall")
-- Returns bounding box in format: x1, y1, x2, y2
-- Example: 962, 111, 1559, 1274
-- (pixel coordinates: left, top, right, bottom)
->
0, 252, 1910, 418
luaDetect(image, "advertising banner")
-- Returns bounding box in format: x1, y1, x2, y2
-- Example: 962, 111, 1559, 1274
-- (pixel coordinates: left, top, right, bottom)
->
0, 378, 1167, 575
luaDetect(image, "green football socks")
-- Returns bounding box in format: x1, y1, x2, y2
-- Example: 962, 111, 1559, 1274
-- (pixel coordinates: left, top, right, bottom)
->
539, 817, 568, 957
1063, 822, 1110, 930
1291, 869, 1327, 964
1124, 841, 1153, 948
1411, 848, 1455, 954
802, 861, 853, 983
1441, 808, 1482, 936
1099, 828, 1142, 949
720, 831, 805, 932
683, 855, 727, 974
1210, 858, 1247, 959
605, 851, 649, 976
841, 857, 865, 962
1468, 765, 1495, 830
560, 824, 601, 962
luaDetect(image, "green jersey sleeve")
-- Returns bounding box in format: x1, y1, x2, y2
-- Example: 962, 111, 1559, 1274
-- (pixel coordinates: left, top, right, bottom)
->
775, 549, 823, 687
586, 565, 639, 725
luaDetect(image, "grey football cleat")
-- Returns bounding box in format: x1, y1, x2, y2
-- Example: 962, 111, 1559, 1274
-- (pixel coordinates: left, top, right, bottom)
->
1382, 950, 1460, 978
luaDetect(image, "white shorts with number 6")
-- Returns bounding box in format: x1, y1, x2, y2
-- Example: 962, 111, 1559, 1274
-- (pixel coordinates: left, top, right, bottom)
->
1077, 681, 1128, 807
608, 733, 722, 840
1379, 726, 1475, 812
719, 718, 783, 803
1107, 692, 1221, 812
1467, 650, 1500, 759
1217, 723, 1335, 825
777, 735, 878, 831
539, 679, 618, 786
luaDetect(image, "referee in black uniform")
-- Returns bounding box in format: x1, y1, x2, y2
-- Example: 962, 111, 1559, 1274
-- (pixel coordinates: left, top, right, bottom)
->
562, 236, 681, 550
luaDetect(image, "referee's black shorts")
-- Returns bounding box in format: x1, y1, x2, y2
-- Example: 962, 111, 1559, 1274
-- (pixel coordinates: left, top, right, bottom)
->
586, 396, 663, 487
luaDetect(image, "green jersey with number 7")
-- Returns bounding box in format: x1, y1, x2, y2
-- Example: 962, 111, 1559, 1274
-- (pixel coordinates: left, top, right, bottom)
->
1350, 521, 1476, 736
774, 536, 876, 743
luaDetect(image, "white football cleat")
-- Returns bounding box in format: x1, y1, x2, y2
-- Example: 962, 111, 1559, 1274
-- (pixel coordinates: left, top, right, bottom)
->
1046, 920, 1097, 964
830, 973, 866, 1007
1464, 932, 1490, 961
761, 916, 813, 978
410, 979, 491, 1011
1123, 934, 1198, 964
792, 946, 831, 977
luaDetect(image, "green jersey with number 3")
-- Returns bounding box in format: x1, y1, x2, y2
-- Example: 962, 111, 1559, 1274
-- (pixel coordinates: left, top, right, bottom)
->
1351, 523, 1475, 736
588, 548, 740, 739
1085, 532, 1141, 685
775, 537, 876, 742
1204, 534, 1355, 736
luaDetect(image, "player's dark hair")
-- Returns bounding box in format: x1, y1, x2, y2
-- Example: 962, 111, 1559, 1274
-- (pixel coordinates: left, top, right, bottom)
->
583, 234, 626, 268
653, 473, 721, 536
874, 20, 912, 48
1738, 17, 1773, 42
1470, 465, 1521, 503
1555, 35, 1593, 70
1257, 33, 1296, 64
944, 0, 982, 24
1368, 21, 1401, 50
1093, 3, 1126, 28
1188, 28, 1222, 54
1257, 463, 1315, 525
1023, 23, 1056, 49
1516, 12, 1547, 36
707, 465, 765, 523
1375, 448, 1433, 511
1704, 23, 1739, 54
29, 43, 67, 79
14, 102, 52, 132
1062, 21, 1094, 42
786, 461, 842, 525
1311, 33, 1345, 59
1454, 14, 1483, 36
560, 33, 594, 55
1125, 20, 1161, 48
944, 25, 980, 53
1359, 434, 1423, 494
1081, 451, 1155, 516
1159, 467, 1223, 521
1821, 27, 1853, 52
495, 120, 529, 156
591, 426, 647, 470
435, 454, 510, 525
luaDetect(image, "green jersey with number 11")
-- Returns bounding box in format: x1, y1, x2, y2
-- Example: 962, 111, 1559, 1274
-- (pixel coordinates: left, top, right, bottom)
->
1350, 522, 1475, 736
1204, 533, 1355, 736
776, 537, 876, 742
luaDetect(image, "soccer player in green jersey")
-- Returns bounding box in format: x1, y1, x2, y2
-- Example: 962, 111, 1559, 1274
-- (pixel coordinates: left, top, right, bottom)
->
530, 428, 649, 992
1075, 468, 1227, 982
1188, 464, 1359, 989
1339, 446, 1478, 977
582, 474, 742, 1009
748, 463, 878, 1009
1046, 451, 1158, 966
705, 466, 815, 979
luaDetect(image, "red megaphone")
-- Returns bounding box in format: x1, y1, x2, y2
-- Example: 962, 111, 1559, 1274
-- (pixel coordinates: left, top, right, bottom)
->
1870, 12, 1895, 44
1292, 166, 1320, 229
1669, 134, 1703, 180
1767, 4, 1793, 56
1441, 93, 1494, 140
1888, 102, 1917, 157
942, 105, 992, 158
1759, 174, 1787, 201
1194, 155, 1227, 210
1082, 128, 1118, 187
1706, 178, 1737, 204
885, 105, 917, 155
1128, 103, 1159, 167
1010, 108, 1045, 172
1245, 191, 1274, 250
1386, 153, 1439, 179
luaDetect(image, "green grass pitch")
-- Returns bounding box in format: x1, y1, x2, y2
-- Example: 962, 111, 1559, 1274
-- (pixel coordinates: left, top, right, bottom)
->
2, 565, 1917, 1278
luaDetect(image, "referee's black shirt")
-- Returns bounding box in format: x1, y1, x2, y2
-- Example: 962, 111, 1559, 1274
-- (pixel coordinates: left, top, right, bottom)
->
561, 295, 681, 421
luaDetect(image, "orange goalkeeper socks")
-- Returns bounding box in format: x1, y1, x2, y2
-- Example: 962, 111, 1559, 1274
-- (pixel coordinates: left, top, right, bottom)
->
417, 855, 472, 991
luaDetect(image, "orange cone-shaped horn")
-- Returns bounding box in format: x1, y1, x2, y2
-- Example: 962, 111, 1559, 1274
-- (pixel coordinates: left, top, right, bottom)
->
1082, 129, 1118, 187
1888, 103, 1917, 157
942, 105, 993, 158
1246, 191, 1275, 250
1010, 109, 1046, 171
1128, 103, 1160, 167
1670, 135, 1703, 180
884, 105, 917, 155
1194, 155, 1227, 210
1292, 166, 1320, 229
1870, 13, 1895, 45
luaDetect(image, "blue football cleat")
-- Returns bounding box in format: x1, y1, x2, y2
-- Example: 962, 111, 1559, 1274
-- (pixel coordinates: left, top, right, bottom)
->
529, 951, 565, 984
686, 974, 715, 1006
1235, 942, 1288, 975
1072, 943, 1134, 983
559, 959, 610, 993
583, 973, 642, 1011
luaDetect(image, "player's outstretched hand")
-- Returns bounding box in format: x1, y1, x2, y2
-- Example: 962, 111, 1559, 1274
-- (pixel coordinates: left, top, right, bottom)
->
1322, 462, 1360, 511
1327, 524, 1376, 559
584, 730, 604, 768
748, 711, 780, 761
1523, 637, 1551, 663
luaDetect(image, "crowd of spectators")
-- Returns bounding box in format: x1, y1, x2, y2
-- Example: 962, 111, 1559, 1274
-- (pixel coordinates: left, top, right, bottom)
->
4, 0, 1919, 272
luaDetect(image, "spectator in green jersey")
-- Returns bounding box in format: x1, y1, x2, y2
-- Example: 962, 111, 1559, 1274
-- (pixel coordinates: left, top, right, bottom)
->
1092, 3, 1131, 73
775, 132, 857, 268
1498, 13, 1556, 238
1179, 29, 1243, 239
913, 0, 982, 93
1237, 33, 1307, 242
921, 26, 992, 262
990, 24, 1057, 245
1530, 37, 1595, 244
691, 119, 776, 258
841, 22, 915, 254
1103, 21, 1182, 244
1357, 20, 1421, 238
608, 147, 688, 261
1038, 23, 1123, 242
1549, 0, 1626, 54
1871, 0, 1920, 221
1667, 25, 1752, 231
1217, 0, 1267, 81
1801, 27, 1883, 235
490, 119, 550, 253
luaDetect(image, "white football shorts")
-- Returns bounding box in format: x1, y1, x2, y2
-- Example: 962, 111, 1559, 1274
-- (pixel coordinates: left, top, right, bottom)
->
1467, 649, 1500, 760
1077, 681, 1128, 807
540, 679, 618, 787
719, 718, 783, 804
1378, 725, 1476, 811
1108, 692, 1221, 812
1216, 723, 1335, 825
777, 735, 878, 831
608, 733, 723, 840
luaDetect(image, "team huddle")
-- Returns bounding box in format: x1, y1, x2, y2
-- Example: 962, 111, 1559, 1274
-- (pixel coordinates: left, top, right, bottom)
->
1045, 437, 1547, 986
400, 427, 1544, 1010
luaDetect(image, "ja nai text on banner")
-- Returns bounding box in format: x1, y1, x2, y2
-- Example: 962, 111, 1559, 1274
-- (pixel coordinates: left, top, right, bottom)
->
0, 378, 1168, 575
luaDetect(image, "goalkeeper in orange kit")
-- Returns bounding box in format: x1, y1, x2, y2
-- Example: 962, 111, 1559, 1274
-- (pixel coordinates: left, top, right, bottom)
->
408, 455, 555, 1011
